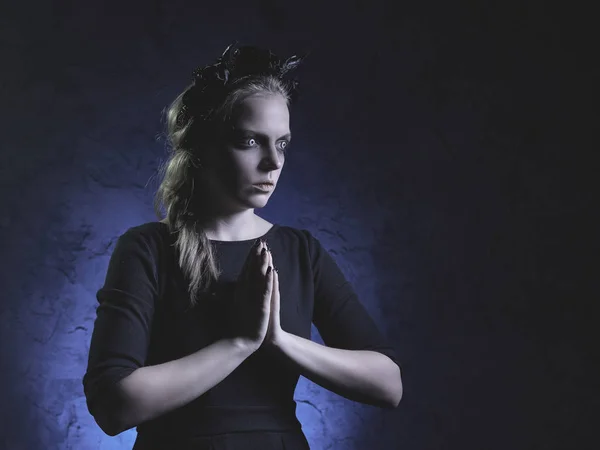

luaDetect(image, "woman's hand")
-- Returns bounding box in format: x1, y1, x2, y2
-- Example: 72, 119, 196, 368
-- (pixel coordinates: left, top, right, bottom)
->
264, 268, 283, 347
230, 240, 274, 352
263, 248, 284, 348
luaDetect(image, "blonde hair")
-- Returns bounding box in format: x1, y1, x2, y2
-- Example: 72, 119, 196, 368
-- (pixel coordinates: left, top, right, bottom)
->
153, 75, 291, 307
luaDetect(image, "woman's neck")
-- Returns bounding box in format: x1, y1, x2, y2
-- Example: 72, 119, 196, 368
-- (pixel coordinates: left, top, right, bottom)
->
200, 211, 267, 241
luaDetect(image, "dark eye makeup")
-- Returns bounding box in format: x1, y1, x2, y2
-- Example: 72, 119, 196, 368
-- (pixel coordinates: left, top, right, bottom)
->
230, 129, 291, 151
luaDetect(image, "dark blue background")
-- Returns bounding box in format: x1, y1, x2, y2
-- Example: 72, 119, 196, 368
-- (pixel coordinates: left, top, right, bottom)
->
0, 1, 596, 448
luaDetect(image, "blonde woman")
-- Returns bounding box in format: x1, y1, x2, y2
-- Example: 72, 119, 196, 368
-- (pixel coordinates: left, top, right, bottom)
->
83, 43, 402, 450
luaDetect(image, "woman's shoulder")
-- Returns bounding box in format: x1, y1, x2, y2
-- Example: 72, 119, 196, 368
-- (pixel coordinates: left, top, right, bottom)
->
123, 220, 168, 237
117, 221, 171, 253
269, 223, 324, 255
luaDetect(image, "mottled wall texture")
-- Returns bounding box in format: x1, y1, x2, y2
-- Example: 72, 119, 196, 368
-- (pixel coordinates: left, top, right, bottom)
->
0, 1, 596, 449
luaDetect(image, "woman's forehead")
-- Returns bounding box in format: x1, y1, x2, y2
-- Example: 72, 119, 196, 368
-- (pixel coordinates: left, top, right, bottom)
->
232, 95, 290, 131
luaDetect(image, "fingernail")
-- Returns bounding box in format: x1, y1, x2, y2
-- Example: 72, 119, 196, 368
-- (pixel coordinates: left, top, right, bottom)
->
267, 266, 272, 274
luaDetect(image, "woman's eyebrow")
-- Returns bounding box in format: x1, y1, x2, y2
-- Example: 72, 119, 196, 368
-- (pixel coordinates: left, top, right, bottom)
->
234, 128, 292, 140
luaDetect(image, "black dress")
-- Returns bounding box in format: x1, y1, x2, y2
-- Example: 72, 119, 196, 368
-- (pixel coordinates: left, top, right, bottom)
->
82, 222, 400, 449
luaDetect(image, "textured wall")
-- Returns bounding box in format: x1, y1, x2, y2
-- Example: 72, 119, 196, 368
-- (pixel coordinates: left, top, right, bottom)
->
0, 1, 596, 449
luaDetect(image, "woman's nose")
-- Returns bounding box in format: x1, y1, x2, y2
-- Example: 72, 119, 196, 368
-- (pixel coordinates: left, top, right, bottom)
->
262, 147, 283, 169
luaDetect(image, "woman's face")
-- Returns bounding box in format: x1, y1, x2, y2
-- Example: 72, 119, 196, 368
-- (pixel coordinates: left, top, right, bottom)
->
200, 93, 291, 214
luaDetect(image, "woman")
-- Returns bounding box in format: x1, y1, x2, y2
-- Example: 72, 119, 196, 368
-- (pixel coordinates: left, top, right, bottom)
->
83, 43, 403, 450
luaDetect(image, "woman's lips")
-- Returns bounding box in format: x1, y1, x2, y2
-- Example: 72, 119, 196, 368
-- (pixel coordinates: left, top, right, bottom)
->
253, 183, 274, 191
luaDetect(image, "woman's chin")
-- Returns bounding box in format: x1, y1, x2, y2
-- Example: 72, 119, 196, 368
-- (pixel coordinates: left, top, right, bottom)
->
238, 195, 270, 209
249, 196, 270, 207
246, 187, 274, 200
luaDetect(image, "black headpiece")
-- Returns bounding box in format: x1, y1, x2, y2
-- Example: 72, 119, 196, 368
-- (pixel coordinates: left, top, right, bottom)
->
181, 42, 308, 124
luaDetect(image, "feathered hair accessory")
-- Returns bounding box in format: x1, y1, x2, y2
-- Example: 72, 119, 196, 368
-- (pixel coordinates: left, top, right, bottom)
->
181, 42, 309, 124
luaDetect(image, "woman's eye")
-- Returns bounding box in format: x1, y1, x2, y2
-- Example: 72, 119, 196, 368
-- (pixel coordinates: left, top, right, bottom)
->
234, 137, 257, 148
236, 137, 289, 151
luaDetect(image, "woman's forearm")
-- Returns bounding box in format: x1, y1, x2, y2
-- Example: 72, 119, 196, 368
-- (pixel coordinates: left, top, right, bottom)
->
107, 338, 255, 435
272, 331, 402, 408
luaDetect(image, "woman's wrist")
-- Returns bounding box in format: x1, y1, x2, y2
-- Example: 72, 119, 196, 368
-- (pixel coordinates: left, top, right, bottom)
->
229, 337, 261, 355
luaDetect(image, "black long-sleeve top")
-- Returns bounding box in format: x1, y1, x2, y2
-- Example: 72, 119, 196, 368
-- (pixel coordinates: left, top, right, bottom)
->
83, 221, 400, 442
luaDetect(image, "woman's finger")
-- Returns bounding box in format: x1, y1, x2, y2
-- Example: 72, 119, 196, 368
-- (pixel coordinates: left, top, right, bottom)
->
264, 265, 274, 299
250, 241, 266, 284
240, 240, 262, 285
260, 244, 270, 275
273, 268, 280, 314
